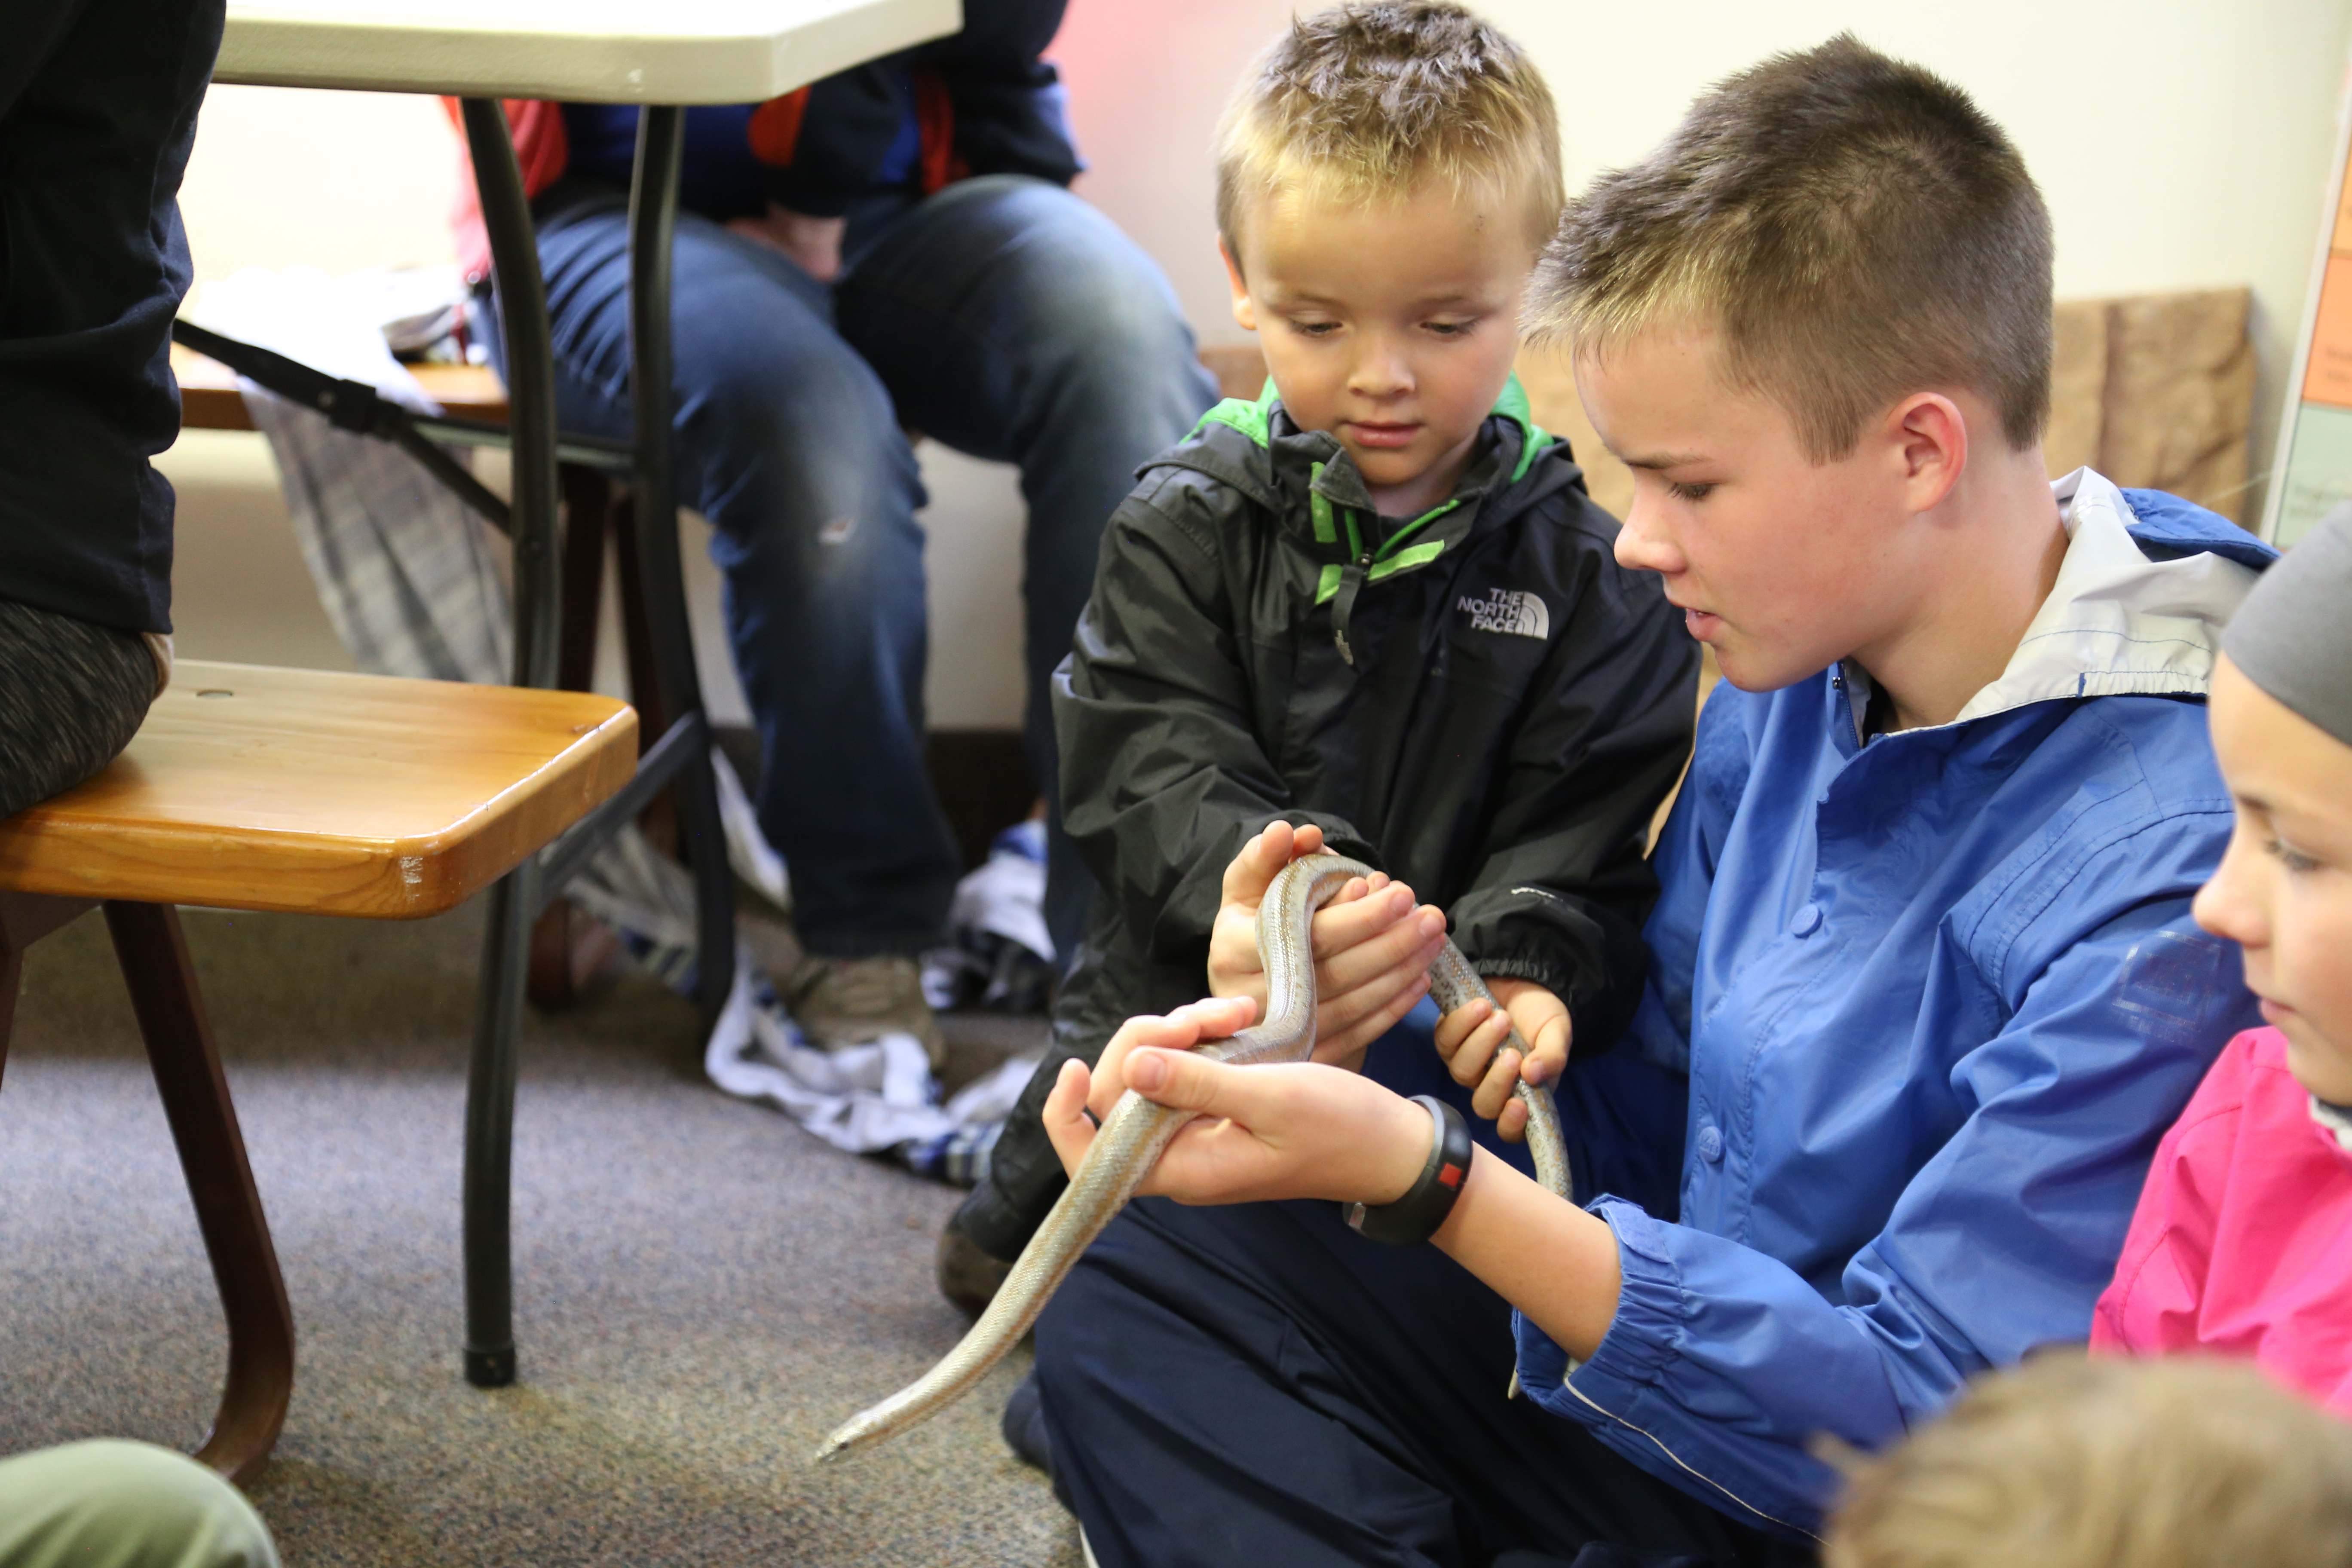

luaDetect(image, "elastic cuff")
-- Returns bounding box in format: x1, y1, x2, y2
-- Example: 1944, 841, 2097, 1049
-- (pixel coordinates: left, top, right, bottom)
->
1466, 954, 1574, 1000
1513, 1196, 1684, 1416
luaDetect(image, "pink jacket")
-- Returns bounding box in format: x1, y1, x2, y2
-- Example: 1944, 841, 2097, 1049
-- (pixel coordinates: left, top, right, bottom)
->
2092, 1026, 2352, 1410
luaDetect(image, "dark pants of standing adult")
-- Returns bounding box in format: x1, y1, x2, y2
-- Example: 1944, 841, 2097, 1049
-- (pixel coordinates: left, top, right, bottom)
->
1032, 1003, 1814, 1568
527, 174, 1219, 963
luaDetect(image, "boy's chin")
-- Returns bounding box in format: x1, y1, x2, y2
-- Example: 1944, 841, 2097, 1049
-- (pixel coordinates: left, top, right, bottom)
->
1347, 448, 1439, 487
1707, 637, 1818, 696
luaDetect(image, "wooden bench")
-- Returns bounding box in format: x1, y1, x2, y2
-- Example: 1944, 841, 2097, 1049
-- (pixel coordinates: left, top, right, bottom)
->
0, 661, 634, 1481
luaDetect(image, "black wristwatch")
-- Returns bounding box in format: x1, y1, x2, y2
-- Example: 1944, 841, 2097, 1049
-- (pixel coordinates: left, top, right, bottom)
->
1343, 1095, 1473, 1246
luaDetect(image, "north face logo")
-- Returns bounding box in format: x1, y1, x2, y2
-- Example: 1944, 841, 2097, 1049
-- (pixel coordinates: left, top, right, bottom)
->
1456, 588, 1550, 640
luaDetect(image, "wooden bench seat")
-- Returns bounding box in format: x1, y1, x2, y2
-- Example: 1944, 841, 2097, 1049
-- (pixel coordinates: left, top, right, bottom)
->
0, 661, 634, 1482
0, 662, 635, 917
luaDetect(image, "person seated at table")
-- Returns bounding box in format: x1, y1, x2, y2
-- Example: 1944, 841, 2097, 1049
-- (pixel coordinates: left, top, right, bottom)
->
945, 0, 1696, 1299
2, 3, 277, 1559
2091, 506, 2352, 1410
0, 0, 211, 819
1027, 35, 2267, 1562
456, 0, 1217, 1062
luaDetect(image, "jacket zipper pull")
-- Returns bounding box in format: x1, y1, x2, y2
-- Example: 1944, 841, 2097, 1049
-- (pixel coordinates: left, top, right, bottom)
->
1332, 549, 1372, 667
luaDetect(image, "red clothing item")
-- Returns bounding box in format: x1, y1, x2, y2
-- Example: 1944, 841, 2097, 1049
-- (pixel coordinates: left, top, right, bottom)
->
2092, 1026, 2352, 1411
441, 98, 571, 283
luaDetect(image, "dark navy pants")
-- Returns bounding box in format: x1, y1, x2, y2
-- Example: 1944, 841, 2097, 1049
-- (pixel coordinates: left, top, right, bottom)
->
1032, 1006, 1808, 1568
527, 175, 1216, 960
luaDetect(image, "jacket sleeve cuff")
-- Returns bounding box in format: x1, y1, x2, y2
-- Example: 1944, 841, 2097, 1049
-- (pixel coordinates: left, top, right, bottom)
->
1512, 1196, 1684, 1414
1466, 952, 1575, 998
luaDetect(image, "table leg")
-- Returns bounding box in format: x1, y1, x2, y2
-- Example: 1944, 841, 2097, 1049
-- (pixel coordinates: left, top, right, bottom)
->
628, 104, 736, 1036
457, 97, 562, 1388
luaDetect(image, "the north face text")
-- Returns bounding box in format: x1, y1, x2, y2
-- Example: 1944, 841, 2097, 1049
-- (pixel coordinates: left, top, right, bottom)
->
1457, 588, 1550, 640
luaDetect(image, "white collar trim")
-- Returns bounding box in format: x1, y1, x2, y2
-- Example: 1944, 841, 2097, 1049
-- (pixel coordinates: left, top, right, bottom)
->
1945, 469, 2260, 725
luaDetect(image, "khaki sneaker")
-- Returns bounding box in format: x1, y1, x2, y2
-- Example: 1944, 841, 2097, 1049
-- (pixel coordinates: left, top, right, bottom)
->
784, 952, 946, 1068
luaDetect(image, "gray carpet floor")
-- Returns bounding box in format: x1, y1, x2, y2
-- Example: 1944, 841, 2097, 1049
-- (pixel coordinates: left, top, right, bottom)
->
0, 901, 1079, 1567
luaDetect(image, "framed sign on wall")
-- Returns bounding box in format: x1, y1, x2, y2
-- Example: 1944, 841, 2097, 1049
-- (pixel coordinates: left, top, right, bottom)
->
2266, 67, 2352, 547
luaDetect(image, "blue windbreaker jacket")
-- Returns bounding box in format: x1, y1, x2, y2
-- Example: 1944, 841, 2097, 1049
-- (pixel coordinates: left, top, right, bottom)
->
1512, 473, 2274, 1541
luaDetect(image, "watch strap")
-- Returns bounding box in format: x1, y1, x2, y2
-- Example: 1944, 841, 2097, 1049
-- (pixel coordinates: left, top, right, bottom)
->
1343, 1095, 1473, 1246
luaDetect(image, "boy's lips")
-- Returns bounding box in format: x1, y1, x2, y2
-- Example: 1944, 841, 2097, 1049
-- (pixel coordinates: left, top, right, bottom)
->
1344, 420, 1422, 450
1666, 594, 1723, 641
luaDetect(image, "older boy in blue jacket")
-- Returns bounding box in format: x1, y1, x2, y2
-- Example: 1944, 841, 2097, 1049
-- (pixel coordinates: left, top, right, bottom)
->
1031, 34, 2267, 1563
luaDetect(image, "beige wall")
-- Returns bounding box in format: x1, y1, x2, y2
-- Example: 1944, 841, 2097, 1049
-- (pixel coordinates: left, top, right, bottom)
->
168, 2, 2352, 726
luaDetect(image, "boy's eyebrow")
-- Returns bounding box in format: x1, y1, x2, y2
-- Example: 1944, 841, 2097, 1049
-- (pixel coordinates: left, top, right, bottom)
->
1620, 450, 1711, 471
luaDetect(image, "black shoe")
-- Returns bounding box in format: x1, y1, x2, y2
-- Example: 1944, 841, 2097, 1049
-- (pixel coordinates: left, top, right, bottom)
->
1001, 1371, 1054, 1477
937, 1214, 1014, 1318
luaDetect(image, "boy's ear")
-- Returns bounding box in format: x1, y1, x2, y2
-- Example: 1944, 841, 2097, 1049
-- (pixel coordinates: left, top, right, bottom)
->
1218, 238, 1258, 333
1891, 392, 1968, 515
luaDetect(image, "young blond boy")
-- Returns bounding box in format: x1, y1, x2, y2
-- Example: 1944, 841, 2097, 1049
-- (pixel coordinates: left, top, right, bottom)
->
949, 3, 1696, 1274
1036, 32, 2271, 1564
1825, 1355, 2352, 1568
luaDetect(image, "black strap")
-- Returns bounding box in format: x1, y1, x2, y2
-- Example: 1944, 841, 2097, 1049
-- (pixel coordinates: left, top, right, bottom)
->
1343, 1095, 1473, 1246
170, 317, 515, 531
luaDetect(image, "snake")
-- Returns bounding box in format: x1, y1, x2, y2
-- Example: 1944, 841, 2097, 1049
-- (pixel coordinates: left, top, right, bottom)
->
814, 852, 1575, 1464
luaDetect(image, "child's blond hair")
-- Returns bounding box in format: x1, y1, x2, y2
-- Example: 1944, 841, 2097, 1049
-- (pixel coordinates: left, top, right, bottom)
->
1530, 34, 2052, 462
1826, 1354, 2352, 1568
1214, 2, 1562, 263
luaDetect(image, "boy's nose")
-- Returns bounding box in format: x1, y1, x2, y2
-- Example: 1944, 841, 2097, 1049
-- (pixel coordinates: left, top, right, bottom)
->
1614, 493, 1684, 576
1347, 340, 1413, 399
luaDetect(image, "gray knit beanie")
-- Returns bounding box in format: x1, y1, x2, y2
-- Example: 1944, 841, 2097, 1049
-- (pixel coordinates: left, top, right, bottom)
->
2225, 505, 2352, 747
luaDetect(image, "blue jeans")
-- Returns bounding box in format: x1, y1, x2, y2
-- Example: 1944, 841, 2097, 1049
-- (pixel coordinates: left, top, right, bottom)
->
530, 175, 1216, 958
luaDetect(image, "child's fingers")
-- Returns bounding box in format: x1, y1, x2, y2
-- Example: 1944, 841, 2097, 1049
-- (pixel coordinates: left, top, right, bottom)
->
1494, 1094, 1529, 1144
1521, 1013, 1571, 1087
1305, 882, 1418, 960
1314, 906, 1442, 990
1317, 940, 1438, 1032
1433, 997, 1494, 1061
1089, 998, 1257, 1119
1318, 871, 1390, 909
1312, 968, 1433, 1066
1220, 822, 1295, 906
1471, 1047, 1523, 1123
1445, 1008, 1514, 1090
1043, 1057, 1098, 1175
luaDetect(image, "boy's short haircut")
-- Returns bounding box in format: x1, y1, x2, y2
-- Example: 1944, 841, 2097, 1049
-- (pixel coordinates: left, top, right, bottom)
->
1528, 34, 2053, 462
1825, 1354, 2352, 1568
1215, 2, 1563, 261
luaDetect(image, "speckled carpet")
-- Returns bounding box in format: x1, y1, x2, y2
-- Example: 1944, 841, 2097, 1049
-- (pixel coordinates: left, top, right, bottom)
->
0, 901, 1078, 1567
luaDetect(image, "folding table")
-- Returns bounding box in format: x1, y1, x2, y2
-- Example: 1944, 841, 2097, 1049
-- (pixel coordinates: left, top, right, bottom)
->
208, 0, 962, 1388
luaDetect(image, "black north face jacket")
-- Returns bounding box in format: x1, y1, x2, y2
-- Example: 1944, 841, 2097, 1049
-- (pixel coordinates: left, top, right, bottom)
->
958, 380, 1698, 1259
